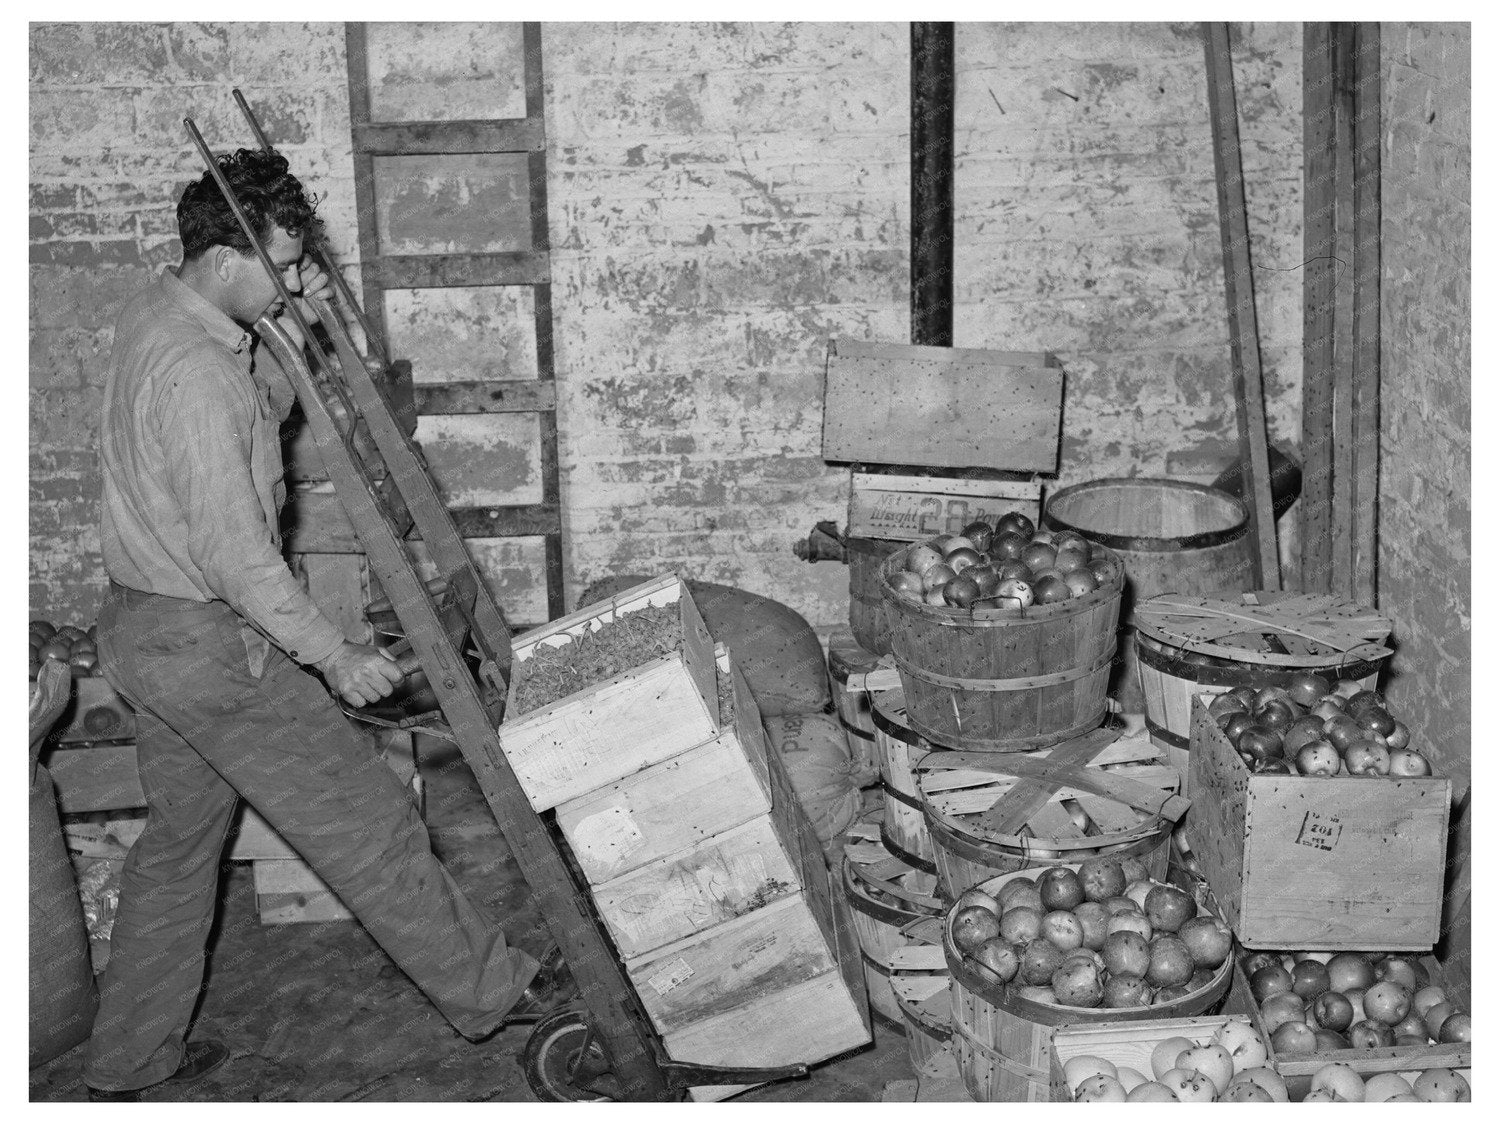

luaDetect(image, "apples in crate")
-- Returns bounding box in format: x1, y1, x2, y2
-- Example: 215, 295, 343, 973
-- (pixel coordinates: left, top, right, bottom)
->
1051, 1015, 1279, 1101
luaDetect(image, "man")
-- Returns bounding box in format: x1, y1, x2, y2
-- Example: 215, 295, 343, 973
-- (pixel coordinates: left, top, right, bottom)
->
85, 148, 565, 1101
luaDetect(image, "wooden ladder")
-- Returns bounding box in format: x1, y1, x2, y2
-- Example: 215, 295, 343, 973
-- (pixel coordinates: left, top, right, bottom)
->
342, 21, 565, 631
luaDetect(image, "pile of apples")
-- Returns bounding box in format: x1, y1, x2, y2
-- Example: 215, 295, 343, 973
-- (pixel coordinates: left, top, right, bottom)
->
1061, 1019, 1281, 1102
1207, 676, 1434, 778
886, 512, 1121, 611
1243, 948, 1472, 1056
1302, 1062, 1470, 1103
948, 856, 1232, 1011
29, 618, 98, 681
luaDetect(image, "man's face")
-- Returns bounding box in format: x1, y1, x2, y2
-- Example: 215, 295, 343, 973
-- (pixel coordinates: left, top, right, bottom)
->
224, 225, 304, 325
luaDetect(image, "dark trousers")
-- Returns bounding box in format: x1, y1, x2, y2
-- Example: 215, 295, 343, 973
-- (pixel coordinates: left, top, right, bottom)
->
82, 586, 536, 1092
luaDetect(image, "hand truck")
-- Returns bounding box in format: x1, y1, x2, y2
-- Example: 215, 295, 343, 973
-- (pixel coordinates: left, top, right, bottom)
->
182, 102, 813, 1102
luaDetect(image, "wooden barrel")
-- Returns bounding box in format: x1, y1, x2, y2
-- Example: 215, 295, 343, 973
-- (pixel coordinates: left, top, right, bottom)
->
880, 544, 1124, 753
841, 828, 944, 1025
890, 947, 952, 1074
827, 631, 880, 779
1134, 590, 1393, 774
1043, 478, 1256, 714
945, 865, 1234, 1102
847, 536, 899, 655
870, 688, 939, 872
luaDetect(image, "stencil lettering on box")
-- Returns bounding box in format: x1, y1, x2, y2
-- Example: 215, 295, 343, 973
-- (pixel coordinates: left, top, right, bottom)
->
1294, 810, 1342, 851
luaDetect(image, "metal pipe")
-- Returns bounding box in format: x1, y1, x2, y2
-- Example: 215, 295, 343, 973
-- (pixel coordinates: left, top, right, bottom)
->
911, 22, 955, 347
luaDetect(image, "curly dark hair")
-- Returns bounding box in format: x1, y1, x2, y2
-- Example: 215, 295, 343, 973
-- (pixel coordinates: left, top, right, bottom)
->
176, 147, 321, 260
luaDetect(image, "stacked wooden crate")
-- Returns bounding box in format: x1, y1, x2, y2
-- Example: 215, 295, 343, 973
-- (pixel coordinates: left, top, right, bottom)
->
497, 575, 870, 1101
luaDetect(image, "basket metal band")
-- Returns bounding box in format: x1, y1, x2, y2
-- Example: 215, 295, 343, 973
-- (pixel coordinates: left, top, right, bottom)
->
880, 825, 938, 873
892, 644, 1116, 692
1144, 714, 1190, 749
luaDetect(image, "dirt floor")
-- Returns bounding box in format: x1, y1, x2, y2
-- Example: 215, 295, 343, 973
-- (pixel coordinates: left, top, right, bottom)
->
29, 738, 916, 1103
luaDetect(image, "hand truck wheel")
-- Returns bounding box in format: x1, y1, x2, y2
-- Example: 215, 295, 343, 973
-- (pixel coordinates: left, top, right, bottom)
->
522, 1008, 623, 1102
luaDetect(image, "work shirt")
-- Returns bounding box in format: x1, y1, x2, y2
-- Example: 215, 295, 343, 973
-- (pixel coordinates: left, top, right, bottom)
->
99, 268, 346, 666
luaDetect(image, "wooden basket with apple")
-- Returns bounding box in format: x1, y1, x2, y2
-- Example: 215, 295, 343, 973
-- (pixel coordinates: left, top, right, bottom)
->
942, 859, 1236, 1102
879, 522, 1126, 753
840, 815, 943, 1024
1224, 947, 1471, 1101
918, 725, 1186, 900
1134, 591, 1392, 773
1186, 697, 1450, 951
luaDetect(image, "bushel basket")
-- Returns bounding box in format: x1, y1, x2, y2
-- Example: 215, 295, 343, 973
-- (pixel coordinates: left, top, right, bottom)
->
879, 545, 1124, 752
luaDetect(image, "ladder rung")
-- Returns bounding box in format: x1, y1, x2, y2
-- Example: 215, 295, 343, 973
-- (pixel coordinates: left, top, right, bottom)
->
353, 118, 544, 156
451, 503, 561, 538
414, 380, 556, 415
369, 252, 550, 289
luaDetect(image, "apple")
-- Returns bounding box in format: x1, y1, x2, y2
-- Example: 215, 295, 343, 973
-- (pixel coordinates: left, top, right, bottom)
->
1231, 1066, 1289, 1102
1038, 867, 1086, 912
1411, 984, 1448, 1018
1270, 1021, 1318, 1055
1177, 916, 1231, 970
1077, 855, 1126, 902
1123, 879, 1154, 911
1347, 1020, 1396, 1049
1052, 960, 1103, 1008
1074, 1074, 1127, 1102
1302, 1089, 1337, 1102
1061, 947, 1104, 973
1073, 901, 1109, 951
1147, 936, 1194, 988
1101, 895, 1140, 916
1063, 1054, 1117, 1091
1258, 991, 1308, 1036
1114, 1066, 1147, 1093
1041, 910, 1084, 951
1250, 964, 1295, 1003
1222, 1079, 1274, 1102
1015, 984, 1057, 1004
1326, 952, 1376, 993
1102, 974, 1153, 1008
1385, 720, 1412, 750
1296, 740, 1341, 776
1377, 956, 1421, 992
1422, 999, 1457, 1040
1243, 950, 1281, 977
1159, 1068, 1215, 1103
1018, 939, 1065, 986
1412, 1068, 1471, 1103
1211, 1019, 1269, 1073
999, 906, 1043, 945
1101, 930, 1151, 979
1439, 1012, 1472, 1043
953, 887, 1002, 916
1126, 1082, 1179, 1103
1291, 959, 1332, 999
972, 938, 1020, 982
1364, 1073, 1415, 1103
1345, 987, 1367, 1024
951, 905, 1002, 952
1313, 1030, 1351, 1050
1107, 911, 1152, 941
1311, 989, 1354, 1033
1363, 979, 1412, 1026
1310, 1062, 1365, 1103
1150, 1035, 1198, 1080
1144, 885, 1195, 934
1344, 740, 1391, 776
1209, 692, 1249, 721
1176, 1043, 1234, 1095
1117, 856, 1151, 885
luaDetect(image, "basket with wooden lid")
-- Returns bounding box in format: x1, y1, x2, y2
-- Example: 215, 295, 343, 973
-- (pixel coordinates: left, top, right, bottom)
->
1134, 590, 1393, 771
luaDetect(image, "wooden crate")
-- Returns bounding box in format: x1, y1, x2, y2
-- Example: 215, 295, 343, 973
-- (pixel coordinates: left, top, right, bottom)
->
1186, 697, 1451, 950
644, 743, 868, 1096
498, 573, 719, 810
847, 471, 1043, 543
1223, 959, 1471, 1101
821, 338, 1064, 472
1048, 1014, 1257, 1101
554, 647, 769, 886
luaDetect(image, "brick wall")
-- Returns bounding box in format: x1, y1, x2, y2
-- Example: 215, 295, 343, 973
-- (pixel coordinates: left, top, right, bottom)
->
32, 22, 1318, 635
1378, 23, 1470, 795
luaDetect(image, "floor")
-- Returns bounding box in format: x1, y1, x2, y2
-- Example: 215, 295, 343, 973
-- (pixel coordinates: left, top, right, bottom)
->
29, 738, 916, 1103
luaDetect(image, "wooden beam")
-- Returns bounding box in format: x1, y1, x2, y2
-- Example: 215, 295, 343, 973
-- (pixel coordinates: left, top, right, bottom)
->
1330, 23, 1357, 600
910, 23, 954, 347
1203, 22, 1281, 589
1350, 23, 1382, 605
352, 118, 544, 156
1300, 24, 1337, 594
